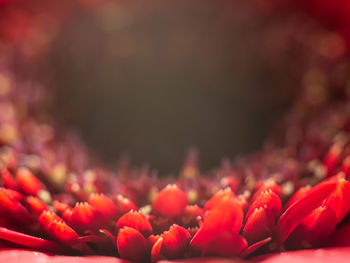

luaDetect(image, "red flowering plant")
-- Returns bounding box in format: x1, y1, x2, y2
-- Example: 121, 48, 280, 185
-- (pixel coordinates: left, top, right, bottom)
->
1, 0, 350, 263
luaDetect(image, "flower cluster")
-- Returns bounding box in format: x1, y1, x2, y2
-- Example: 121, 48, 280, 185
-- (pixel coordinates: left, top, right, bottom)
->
0, 65, 350, 263
1, 0, 350, 263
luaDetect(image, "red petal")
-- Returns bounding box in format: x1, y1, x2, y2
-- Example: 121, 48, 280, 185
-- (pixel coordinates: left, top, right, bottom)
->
1, 169, 17, 190
47, 220, 79, 244
203, 231, 247, 257
203, 188, 235, 212
276, 177, 338, 243
39, 210, 64, 232
284, 185, 311, 211
117, 227, 150, 261
116, 210, 153, 237
0, 188, 32, 224
0, 227, 62, 253
113, 194, 138, 215
190, 196, 243, 255
246, 190, 281, 221
148, 234, 161, 246
70, 202, 108, 232
161, 224, 191, 259
324, 144, 342, 176
251, 181, 281, 203
324, 178, 350, 223
243, 207, 274, 244
53, 200, 72, 215
15, 168, 43, 196
286, 205, 337, 248
151, 237, 164, 263
88, 193, 119, 220
152, 184, 188, 218
240, 237, 271, 258
26, 196, 48, 215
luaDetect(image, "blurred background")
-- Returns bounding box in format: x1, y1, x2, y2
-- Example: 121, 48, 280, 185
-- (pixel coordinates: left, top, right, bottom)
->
1, 0, 346, 174
50, 0, 299, 174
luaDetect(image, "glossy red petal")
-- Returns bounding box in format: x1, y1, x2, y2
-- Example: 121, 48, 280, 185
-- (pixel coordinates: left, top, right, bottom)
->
70, 202, 108, 232
284, 185, 311, 211
88, 193, 119, 220
203, 188, 235, 212
161, 224, 191, 259
152, 184, 188, 218
116, 210, 153, 237
190, 196, 243, 255
324, 178, 350, 223
0, 188, 32, 224
117, 227, 151, 262
39, 210, 64, 233
251, 181, 281, 203
26, 196, 48, 215
15, 168, 43, 196
148, 234, 161, 246
203, 231, 247, 257
276, 177, 338, 243
47, 220, 79, 244
286, 205, 337, 248
246, 190, 281, 221
151, 237, 164, 263
0, 227, 63, 253
243, 207, 274, 244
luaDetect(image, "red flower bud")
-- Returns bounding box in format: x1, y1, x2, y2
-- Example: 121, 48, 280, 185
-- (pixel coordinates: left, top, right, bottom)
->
88, 193, 119, 220
47, 219, 79, 244
204, 188, 235, 212
113, 194, 137, 214
252, 181, 282, 203
243, 207, 274, 244
161, 224, 191, 259
70, 202, 108, 232
39, 210, 63, 233
152, 184, 188, 218
0, 187, 32, 224
15, 168, 43, 196
286, 205, 337, 249
117, 227, 151, 261
26, 196, 48, 215
246, 190, 282, 221
116, 210, 153, 237
190, 195, 243, 255
284, 185, 311, 211
277, 176, 339, 243
323, 178, 350, 223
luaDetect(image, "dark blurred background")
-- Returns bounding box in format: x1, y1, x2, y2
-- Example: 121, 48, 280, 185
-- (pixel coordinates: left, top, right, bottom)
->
49, 0, 302, 174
